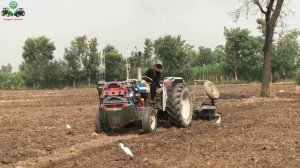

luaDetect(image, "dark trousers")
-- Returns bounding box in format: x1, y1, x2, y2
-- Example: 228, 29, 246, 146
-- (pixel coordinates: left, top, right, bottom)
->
150, 83, 158, 101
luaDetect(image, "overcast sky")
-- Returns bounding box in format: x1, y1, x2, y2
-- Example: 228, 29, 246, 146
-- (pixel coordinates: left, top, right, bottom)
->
0, 0, 299, 71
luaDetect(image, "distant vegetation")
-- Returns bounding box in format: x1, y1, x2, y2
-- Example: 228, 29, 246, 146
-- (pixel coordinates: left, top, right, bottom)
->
1, 26, 299, 89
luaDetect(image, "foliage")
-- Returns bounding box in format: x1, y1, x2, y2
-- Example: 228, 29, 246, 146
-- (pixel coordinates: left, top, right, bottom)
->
21, 36, 56, 87
197, 46, 214, 66
64, 36, 87, 86
3, 27, 300, 89
143, 38, 154, 61
82, 37, 99, 85
154, 35, 188, 75
103, 45, 125, 81
0, 72, 25, 89
272, 29, 300, 81
224, 27, 263, 81
295, 68, 300, 84
0, 63, 13, 73
212, 45, 226, 64
42, 60, 67, 87
184, 44, 198, 67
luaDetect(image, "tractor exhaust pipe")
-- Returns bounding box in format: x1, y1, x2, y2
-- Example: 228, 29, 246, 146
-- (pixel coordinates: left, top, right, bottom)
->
137, 67, 142, 81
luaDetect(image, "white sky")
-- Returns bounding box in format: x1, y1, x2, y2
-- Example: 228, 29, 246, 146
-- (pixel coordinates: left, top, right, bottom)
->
0, 0, 299, 71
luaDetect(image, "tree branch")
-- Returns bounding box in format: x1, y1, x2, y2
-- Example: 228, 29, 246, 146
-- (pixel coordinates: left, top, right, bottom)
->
254, 0, 266, 14
270, 0, 284, 27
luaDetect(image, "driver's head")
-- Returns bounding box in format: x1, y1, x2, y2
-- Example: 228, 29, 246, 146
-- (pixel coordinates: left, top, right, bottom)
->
154, 63, 162, 72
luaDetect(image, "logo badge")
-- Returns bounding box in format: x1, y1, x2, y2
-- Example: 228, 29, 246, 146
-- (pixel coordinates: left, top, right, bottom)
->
1, 1, 25, 20
9, 1, 18, 10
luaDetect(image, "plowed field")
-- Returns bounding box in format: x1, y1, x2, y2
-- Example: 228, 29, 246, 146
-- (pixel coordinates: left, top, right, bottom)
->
0, 83, 299, 168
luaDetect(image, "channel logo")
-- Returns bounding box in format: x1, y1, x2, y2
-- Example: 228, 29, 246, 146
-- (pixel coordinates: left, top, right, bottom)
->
1, 1, 25, 20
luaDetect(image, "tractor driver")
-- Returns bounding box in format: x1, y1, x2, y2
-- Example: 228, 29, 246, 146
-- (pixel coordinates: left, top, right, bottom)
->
144, 63, 162, 101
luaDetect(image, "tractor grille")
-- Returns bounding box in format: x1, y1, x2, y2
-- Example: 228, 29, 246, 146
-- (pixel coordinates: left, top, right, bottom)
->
102, 96, 127, 105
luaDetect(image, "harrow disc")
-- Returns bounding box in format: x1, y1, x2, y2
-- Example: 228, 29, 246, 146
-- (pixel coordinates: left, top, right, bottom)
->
204, 81, 219, 100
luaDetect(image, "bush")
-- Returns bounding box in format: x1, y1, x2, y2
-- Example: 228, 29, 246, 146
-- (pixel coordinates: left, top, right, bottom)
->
0, 72, 26, 89
295, 68, 300, 84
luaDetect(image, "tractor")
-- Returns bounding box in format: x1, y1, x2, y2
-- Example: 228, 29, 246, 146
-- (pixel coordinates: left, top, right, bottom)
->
14, 8, 25, 17
95, 77, 193, 133
1, 8, 13, 17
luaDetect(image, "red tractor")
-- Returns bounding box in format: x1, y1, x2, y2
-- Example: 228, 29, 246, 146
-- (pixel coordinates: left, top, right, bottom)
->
95, 77, 194, 133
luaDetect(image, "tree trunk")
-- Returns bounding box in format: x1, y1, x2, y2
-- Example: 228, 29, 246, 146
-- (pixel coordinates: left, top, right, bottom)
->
261, 24, 273, 97
73, 78, 76, 87
234, 65, 238, 80
88, 76, 91, 86
260, 0, 284, 97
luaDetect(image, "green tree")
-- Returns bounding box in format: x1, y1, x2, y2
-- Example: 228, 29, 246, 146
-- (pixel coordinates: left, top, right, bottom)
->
272, 29, 300, 80
82, 37, 99, 85
184, 44, 198, 67
212, 45, 226, 64
154, 35, 188, 75
21, 36, 55, 87
64, 36, 88, 87
197, 46, 214, 66
143, 38, 154, 61
0, 63, 12, 73
43, 60, 67, 87
103, 45, 124, 81
224, 27, 263, 81
234, 0, 285, 97
224, 27, 249, 80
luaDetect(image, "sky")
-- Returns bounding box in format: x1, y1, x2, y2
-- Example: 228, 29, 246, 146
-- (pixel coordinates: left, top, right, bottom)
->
0, 0, 299, 71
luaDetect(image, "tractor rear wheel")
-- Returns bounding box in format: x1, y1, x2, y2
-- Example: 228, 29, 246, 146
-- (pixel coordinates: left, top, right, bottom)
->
142, 107, 157, 133
166, 84, 193, 127
95, 110, 111, 133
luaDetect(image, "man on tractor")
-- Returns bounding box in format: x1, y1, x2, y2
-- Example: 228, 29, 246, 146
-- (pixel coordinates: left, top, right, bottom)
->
144, 63, 162, 101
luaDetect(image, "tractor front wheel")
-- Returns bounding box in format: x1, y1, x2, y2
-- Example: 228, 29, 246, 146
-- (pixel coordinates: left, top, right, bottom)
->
142, 107, 157, 133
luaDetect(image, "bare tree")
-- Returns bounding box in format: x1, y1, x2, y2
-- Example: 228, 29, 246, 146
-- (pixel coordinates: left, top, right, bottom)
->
233, 0, 285, 97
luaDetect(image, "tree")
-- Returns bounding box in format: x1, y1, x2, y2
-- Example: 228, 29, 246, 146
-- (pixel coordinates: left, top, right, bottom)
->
64, 36, 87, 87
184, 44, 198, 67
143, 38, 154, 61
224, 27, 251, 80
21, 36, 55, 87
103, 45, 124, 81
212, 45, 226, 64
234, 0, 285, 97
82, 37, 99, 85
154, 35, 188, 75
43, 60, 67, 87
197, 46, 214, 66
0, 63, 12, 73
224, 27, 263, 81
272, 29, 300, 80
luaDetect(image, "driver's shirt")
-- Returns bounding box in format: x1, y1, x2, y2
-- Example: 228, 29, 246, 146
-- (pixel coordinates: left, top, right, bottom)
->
144, 68, 161, 86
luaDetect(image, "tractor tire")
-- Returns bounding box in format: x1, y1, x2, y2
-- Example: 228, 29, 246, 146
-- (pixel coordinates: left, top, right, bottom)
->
22, 11, 25, 16
142, 107, 157, 133
95, 110, 111, 133
95, 110, 102, 133
166, 84, 193, 127
1, 11, 4, 16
